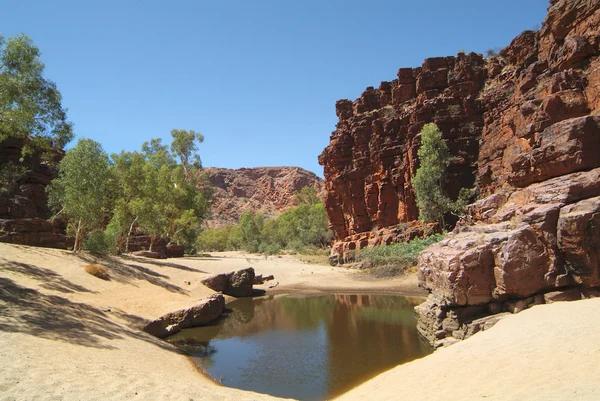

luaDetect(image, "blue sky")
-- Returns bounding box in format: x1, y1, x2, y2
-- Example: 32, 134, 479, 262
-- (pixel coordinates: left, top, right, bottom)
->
3, 0, 549, 176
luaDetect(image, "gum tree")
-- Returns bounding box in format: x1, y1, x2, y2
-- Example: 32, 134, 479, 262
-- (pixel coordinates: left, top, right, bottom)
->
47, 139, 114, 251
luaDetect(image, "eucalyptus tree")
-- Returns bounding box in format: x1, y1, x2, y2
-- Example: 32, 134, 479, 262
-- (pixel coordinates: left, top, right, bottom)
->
47, 138, 114, 251
413, 123, 470, 228
0, 34, 73, 152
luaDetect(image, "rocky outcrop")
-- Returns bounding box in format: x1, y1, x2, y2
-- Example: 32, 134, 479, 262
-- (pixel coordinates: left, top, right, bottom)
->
319, 53, 486, 255
318, 0, 600, 345
0, 138, 73, 249
201, 267, 258, 297
414, 0, 600, 347
204, 167, 324, 227
142, 294, 225, 338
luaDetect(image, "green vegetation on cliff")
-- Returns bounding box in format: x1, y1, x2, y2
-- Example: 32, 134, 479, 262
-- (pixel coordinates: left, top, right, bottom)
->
413, 123, 470, 227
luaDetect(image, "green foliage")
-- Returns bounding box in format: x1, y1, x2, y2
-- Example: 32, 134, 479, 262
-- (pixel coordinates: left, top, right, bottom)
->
170, 129, 204, 177
47, 138, 114, 251
197, 226, 234, 252
358, 233, 444, 277
294, 186, 320, 206
0, 162, 28, 197
0, 34, 73, 153
83, 231, 111, 254
110, 131, 211, 253
413, 123, 452, 226
48, 130, 211, 254
238, 211, 264, 253
196, 186, 332, 255
412, 123, 472, 226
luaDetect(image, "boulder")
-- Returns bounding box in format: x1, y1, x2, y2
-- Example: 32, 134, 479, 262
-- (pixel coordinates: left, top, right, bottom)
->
142, 294, 225, 338
201, 267, 257, 297
544, 288, 582, 304
557, 196, 600, 287
166, 243, 185, 258
133, 251, 165, 259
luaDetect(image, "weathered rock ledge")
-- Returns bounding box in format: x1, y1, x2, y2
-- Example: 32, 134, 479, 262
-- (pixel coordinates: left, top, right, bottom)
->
417, 168, 600, 347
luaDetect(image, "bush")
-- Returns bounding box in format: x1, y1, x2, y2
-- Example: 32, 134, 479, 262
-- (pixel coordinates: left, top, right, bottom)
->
83, 231, 111, 254
84, 264, 110, 280
358, 234, 444, 277
258, 243, 281, 255
195, 186, 333, 255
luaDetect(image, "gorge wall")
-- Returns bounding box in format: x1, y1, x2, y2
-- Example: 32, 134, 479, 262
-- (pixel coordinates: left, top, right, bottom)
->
204, 167, 324, 227
0, 138, 72, 249
319, 0, 600, 346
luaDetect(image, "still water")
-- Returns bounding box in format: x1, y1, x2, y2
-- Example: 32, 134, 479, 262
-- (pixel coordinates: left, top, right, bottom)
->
168, 294, 432, 400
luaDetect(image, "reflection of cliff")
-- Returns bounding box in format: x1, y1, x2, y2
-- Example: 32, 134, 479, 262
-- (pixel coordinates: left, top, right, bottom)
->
326, 295, 430, 398
170, 294, 432, 400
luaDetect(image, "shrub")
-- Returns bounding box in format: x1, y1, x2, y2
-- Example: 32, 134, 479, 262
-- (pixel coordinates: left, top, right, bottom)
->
84, 264, 110, 280
358, 233, 444, 277
258, 243, 281, 256
413, 123, 472, 227
83, 231, 111, 254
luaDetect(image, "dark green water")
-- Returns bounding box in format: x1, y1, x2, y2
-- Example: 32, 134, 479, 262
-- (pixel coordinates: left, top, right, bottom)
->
168, 294, 432, 400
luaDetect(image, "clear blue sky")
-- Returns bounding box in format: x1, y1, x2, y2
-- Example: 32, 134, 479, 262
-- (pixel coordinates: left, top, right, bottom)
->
3, 0, 549, 176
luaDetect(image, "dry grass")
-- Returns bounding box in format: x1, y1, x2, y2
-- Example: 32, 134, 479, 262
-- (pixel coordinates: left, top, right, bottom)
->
297, 254, 330, 266
84, 264, 110, 280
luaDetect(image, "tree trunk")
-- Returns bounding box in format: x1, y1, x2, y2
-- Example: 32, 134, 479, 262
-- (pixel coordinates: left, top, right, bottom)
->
126, 217, 137, 253
149, 234, 154, 252
73, 219, 82, 252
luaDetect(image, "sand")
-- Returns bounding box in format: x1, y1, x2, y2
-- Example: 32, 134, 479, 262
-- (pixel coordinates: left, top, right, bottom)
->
1, 242, 599, 401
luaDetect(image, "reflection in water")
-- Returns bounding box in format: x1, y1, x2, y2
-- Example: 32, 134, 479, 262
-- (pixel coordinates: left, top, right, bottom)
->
168, 294, 432, 400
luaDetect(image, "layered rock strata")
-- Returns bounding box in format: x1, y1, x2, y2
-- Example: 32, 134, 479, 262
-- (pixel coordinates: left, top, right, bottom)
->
0, 138, 72, 249
318, 0, 600, 345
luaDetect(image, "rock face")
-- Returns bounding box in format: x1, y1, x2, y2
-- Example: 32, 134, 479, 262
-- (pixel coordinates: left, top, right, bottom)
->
142, 294, 225, 338
0, 138, 73, 249
201, 267, 257, 297
204, 167, 325, 227
318, 0, 600, 345
319, 53, 486, 254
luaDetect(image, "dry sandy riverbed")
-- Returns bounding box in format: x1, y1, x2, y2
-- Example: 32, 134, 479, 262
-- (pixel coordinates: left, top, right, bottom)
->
1, 242, 598, 400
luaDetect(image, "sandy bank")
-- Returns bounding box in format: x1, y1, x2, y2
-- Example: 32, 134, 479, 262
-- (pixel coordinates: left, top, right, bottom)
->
337, 297, 600, 401
1, 242, 598, 401
0, 243, 419, 400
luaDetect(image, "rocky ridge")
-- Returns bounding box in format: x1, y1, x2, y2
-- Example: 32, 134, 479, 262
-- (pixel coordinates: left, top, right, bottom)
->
204, 166, 325, 227
319, 0, 600, 346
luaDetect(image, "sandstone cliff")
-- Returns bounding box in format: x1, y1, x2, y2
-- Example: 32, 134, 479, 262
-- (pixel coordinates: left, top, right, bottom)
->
0, 138, 72, 249
319, 0, 600, 345
204, 166, 325, 227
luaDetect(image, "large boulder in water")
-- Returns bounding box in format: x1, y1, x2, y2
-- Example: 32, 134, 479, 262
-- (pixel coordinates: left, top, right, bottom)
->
201, 267, 256, 297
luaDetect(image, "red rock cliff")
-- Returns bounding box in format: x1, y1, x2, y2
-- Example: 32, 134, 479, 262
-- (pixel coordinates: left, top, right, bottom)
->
319, 0, 600, 345
0, 138, 72, 249
319, 54, 485, 241
204, 166, 325, 227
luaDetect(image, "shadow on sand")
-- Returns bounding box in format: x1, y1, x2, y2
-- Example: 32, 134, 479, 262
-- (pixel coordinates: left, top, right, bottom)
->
0, 276, 179, 352
76, 254, 189, 295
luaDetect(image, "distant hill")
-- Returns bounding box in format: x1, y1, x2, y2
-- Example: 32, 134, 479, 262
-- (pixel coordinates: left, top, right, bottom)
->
204, 166, 324, 227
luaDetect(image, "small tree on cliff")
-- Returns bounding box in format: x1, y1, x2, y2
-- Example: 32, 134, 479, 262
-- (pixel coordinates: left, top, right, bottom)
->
413, 123, 463, 228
